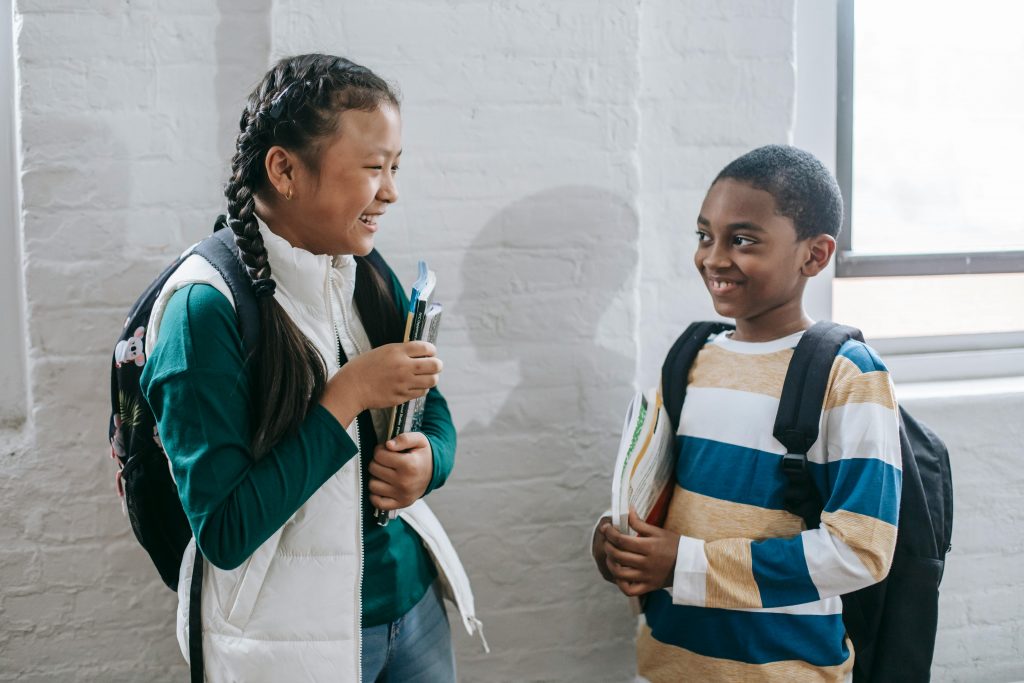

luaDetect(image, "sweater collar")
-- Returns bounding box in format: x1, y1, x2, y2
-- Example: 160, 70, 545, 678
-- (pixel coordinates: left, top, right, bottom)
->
255, 216, 357, 307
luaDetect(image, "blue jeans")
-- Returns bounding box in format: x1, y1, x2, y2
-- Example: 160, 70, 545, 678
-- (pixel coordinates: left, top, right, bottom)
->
361, 581, 456, 683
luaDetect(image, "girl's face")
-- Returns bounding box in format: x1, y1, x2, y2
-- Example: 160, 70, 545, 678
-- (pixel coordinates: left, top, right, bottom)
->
278, 104, 402, 256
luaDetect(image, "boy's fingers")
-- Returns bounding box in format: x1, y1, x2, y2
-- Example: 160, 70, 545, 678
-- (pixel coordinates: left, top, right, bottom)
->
605, 543, 646, 569
616, 580, 649, 597
604, 525, 647, 554
628, 507, 657, 537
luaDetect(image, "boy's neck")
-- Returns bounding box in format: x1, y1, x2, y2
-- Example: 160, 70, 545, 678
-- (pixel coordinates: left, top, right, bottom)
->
731, 304, 814, 343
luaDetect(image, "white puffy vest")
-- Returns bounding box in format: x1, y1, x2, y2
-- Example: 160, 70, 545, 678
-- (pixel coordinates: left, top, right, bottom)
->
146, 224, 482, 683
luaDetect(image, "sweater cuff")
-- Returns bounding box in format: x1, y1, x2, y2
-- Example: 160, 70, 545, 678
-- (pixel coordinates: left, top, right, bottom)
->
672, 535, 708, 606
309, 403, 358, 464
423, 432, 444, 495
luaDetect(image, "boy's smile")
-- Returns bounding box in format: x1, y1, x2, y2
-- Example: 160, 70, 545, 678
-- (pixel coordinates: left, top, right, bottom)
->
695, 178, 832, 342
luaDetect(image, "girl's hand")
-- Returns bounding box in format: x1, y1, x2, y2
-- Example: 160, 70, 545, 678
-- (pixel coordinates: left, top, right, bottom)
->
601, 508, 680, 597
368, 432, 434, 511
320, 341, 441, 426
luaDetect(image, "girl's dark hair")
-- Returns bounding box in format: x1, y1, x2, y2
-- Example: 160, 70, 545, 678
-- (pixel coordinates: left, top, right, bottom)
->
226, 54, 404, 458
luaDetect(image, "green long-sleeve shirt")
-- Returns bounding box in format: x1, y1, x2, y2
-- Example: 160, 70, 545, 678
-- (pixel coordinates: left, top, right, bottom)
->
140, 282, 455, 626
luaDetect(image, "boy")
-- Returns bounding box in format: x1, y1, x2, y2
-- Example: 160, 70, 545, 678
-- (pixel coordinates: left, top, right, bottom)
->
593, 145, 901, 682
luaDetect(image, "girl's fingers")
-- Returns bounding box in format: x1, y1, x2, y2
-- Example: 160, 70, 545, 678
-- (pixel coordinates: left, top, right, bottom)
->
404, 341, 436, 358
412, 357, 443, 375
387, 432, 428, 452
367, 458, 398, 480
369, 494, 401, 511
367, 477, 398, 498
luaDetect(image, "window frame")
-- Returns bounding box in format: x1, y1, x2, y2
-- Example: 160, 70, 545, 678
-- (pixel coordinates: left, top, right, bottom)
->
835, 0, 1024, 279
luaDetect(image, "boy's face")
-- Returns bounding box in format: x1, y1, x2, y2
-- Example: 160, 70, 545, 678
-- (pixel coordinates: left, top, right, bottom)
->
694, 179, 822, 333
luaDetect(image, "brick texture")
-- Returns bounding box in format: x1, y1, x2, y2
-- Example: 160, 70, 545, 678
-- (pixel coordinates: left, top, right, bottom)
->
2, 1, 1021, 682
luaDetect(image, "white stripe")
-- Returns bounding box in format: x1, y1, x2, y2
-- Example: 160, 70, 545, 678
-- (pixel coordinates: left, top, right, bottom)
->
680, 388, 901, 473
801, 527, 876, 599
671, 535, 708, 607
679, 387, 784, 454
810, 401, 902, 469
723, 595, 843, 616
711, 329, 804, 354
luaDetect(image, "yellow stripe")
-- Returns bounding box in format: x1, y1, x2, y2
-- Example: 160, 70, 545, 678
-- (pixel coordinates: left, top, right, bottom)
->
664, 487, 805, 542
688, 345, 794, 399
704, 538, 762, 609
637, 624, 854, 683
824, 358, 895, 411
820, 509, 898, 582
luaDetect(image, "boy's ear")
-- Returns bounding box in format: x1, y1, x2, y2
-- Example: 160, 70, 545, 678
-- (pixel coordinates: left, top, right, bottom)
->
801, 234, 837, 277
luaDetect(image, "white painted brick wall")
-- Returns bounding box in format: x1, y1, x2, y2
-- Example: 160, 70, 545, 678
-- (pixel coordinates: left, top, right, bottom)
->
2, 1, 1022, 682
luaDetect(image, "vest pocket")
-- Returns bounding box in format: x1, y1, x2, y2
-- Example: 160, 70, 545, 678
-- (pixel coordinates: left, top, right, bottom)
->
224, 531, 280, 629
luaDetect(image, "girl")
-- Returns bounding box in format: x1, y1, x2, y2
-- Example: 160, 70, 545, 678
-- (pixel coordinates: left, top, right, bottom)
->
140, 54, 479, 682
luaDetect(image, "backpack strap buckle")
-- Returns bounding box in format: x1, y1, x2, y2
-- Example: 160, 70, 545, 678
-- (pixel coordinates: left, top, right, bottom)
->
781, 452, 807, 475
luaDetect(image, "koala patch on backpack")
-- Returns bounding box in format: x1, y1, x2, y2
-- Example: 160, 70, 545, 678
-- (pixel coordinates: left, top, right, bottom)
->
116, 327, 146, 367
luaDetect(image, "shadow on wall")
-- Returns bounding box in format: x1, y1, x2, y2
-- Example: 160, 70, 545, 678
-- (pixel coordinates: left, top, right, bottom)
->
439, 186, 640, 675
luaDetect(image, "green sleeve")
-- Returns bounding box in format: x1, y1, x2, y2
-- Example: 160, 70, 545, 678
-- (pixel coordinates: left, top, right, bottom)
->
140, 284, 358, 570
387, 267, 456, 494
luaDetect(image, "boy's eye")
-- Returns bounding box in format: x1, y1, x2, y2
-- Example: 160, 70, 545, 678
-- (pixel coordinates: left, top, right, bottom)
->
732, 235, 756, 247
391, 165, 400, 174
695, 230, 709, 242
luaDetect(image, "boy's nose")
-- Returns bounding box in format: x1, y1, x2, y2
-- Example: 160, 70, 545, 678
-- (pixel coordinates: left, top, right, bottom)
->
702, 244, 732, 270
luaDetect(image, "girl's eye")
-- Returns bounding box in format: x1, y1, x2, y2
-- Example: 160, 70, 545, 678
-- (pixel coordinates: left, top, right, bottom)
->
391, 165, 400, 174
695, 230, 709, 242
733, 235, 756, 247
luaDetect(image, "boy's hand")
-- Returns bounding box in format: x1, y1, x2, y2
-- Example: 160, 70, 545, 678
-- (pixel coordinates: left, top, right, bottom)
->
601, 508, 680, 597
367, 432, 434, 511
592, 517, 616, 583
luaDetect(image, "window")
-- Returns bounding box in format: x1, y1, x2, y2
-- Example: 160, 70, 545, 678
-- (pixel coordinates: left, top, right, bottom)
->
833, 0, 1024, 380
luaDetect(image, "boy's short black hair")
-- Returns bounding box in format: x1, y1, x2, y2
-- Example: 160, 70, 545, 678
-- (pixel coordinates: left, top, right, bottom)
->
713, 144, 843, 239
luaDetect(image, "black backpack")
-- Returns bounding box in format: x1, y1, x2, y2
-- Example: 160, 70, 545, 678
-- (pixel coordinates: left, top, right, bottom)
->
661, 320, 953, 683
109, 219, 258, 683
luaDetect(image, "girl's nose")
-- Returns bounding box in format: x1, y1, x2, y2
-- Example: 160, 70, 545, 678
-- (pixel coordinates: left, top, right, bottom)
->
378, 173, 398, 204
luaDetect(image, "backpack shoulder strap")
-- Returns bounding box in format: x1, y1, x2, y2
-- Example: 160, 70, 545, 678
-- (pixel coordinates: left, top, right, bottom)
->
661, 321, 735, 433
776, 321, 864, 529
192, 216, 260, 356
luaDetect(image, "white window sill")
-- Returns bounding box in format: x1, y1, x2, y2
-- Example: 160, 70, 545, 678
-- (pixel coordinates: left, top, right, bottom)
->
895, 375, 1024, 403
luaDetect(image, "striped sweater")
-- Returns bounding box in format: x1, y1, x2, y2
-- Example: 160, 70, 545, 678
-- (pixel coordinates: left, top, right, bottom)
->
638, 330, 901, 683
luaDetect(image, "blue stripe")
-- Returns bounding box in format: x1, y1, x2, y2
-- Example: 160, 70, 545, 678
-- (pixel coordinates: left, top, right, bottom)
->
818, 457, 902, 525
676, 436, 788, 510
677, 437, 901, 524
643, 590, 849, 666
838, 340, 887, 374
751, 537, 820, 608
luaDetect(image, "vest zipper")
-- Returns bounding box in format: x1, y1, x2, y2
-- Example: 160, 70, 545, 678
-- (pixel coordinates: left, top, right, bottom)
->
328, 269, 364, 680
